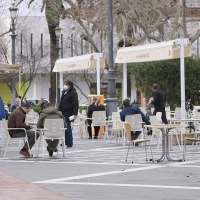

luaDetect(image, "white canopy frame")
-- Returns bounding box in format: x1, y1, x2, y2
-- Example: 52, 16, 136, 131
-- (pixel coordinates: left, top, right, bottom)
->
0, 62, 23, 97
53, 53, 105, 96
115, 38, 191, 118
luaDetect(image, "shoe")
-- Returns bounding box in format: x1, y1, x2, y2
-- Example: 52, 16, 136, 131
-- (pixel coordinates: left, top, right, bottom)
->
147, 129, 152, 136
20, 150, 31, 157
47, 146, 53, 156
94, 136, 98, 139
67, 145, 73, 148
54, 148, 58, 152
133, 143, 139, 146
88, 136, 92, 139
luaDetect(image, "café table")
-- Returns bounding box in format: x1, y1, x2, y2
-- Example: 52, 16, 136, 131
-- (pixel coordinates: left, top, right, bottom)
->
144, 124, 187, 162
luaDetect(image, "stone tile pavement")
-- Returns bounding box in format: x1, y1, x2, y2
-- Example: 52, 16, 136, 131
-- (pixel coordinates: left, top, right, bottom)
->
0, 130, 200, 200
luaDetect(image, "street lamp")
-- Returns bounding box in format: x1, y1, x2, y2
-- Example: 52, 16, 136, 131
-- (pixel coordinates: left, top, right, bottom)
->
107, 0, 118, 117
55, 26, 61, 107
9, 3, 18, 106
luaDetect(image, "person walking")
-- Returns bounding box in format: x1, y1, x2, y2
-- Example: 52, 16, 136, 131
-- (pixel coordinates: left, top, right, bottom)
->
87, 96, 106, 139
58, 80, 79, 147
151, 84, 168, 124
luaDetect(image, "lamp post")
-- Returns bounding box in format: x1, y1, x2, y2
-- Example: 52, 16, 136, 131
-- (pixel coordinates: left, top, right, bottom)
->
9, 3, 18, 106
55, 26, 61, 107
107, 0, 118, 117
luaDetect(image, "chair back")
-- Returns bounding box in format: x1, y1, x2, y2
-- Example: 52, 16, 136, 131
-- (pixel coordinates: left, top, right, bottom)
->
149, 116, 161, 134
125, 114, 143, 131
44, 119, 65, 139
124, 123, 132, 142
156, 112, 162, 123
92, 111, 106, 126
1, 119, 10, 138
82, 110, 87, 116
174, 107, 182, 119
111, 112, 120, 127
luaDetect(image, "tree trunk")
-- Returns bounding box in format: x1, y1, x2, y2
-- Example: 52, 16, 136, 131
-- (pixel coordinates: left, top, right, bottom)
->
48, 23, 58, 104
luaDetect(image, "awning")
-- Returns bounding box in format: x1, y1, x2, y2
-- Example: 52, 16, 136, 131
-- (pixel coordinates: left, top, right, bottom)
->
0, 63, 23, 71
115, 40, 191, 63
53, 54, 105, 72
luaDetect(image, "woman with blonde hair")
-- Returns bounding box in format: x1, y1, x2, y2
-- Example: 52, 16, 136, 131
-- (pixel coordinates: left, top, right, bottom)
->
87, 96, 105, 139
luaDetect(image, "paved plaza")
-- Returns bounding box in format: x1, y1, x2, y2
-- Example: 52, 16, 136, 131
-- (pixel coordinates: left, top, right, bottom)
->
0, 130, 200, 200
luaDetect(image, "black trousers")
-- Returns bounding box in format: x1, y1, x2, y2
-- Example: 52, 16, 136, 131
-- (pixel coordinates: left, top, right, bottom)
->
87, 120, 100, 137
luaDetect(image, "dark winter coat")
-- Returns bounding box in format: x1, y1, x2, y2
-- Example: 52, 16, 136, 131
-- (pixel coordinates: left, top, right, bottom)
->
37, 106, 66, 128
151, 89, 166, 110
8, 107, 31, 136
120, 105, 150, 125
58, 87, 79, 121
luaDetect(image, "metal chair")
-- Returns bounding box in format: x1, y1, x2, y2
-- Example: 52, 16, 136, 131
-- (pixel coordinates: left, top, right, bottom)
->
124, 123, 154, 163
125, 114, 144, 140
90, 111, 107, 143
183, 137, 200, 161
39, 119, 66, 158
1, 119, 30, 157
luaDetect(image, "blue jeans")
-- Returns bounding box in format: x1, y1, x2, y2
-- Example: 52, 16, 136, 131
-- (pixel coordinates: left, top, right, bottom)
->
65, 121, 73, 146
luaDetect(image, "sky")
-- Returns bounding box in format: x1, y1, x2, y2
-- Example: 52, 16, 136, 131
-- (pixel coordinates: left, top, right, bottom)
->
0, 0, 45, 19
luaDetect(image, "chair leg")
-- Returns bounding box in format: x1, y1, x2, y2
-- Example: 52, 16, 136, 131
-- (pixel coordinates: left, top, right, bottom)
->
37, 135, 42, 157
132, 143, 135, 164
125, 142, 131, 162
144, 142, 148, 161
183, 139, 187, 161
43, 137, 44, 159
148, 141, 154, 163
3, 138, 9, 157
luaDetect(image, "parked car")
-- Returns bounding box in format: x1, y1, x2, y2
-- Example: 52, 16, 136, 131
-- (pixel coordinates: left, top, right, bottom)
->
26, 98, 39, 106
26, 98, 50, 106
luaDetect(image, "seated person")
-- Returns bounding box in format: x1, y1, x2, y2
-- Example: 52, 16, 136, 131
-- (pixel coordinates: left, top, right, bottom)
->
11, 97, 20, 112
87, 96, 106, 139
8, 103, 39, 157
37, 103, 66, 156
120, 98, 151, 140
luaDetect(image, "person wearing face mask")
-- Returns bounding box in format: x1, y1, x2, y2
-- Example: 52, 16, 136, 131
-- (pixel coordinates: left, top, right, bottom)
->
58, 80, 79, 147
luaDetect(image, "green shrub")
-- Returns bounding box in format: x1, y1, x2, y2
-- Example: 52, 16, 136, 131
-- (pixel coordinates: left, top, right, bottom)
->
32, 106, 40, 113
79, 106, 88, 113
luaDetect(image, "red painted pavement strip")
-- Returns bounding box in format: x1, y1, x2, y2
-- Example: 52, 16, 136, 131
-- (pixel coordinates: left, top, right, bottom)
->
0, 171, 71, 200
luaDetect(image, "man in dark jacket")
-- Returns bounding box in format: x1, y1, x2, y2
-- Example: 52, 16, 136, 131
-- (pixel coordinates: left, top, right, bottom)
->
59, 80, 79, 147
151, 84, 168, 124
120, 99, 150, 140
8, 103, 39, 157
37, 103, 66, 156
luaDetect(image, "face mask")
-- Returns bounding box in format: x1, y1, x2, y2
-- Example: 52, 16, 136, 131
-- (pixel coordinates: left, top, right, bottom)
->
63, 85, 68, 90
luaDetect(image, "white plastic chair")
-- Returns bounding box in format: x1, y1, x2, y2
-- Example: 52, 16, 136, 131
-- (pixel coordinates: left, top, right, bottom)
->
156, 112, 162, 123
1, 119, 31, 157
125, 114, 144, 140
109, 112, 125, 145
71, 115, 85, 138
39, 119, 66, 158
90, 111, 107, 143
